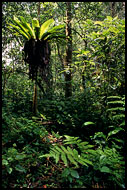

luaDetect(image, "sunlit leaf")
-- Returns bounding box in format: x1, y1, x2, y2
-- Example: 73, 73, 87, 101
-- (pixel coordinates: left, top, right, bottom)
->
94, 21, 103, 25
83, 121, 95, 126
39, 18, 54, 40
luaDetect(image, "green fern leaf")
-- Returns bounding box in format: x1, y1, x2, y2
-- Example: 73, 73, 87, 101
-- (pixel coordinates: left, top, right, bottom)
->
54, 145, 63, 153
64, 141, 77, 145
67, 146, 74, 156
113, 114, 125, 120
61, 145, 69, 154
64, 136, 81, 145
81, 145, 94, 150
78, 142, 89, 146
61, 153, 68, 166
107, 107, 125, 112
50, 150, 56, 158
55, 152, 60, 164
64, 135, 79, 141
80, 157, 93, 166
75, 157, 88, 166
85, 149, 97, 155
107, 96, 121, 99
67, 154, 79, 167
120, 121, 125, 126
73, 149, 79, 156
107, 128, 123, 138
107, 101, 124, 105
50, 147, 58, 154
49, 150, 61, 164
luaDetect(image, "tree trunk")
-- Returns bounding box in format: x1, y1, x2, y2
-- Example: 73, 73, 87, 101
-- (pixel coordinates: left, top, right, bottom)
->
32, 81, 37, 115
64, 2, 72, 98
110, 2, 116, 17
32, 2, 40, 115
38, 2, 40, 22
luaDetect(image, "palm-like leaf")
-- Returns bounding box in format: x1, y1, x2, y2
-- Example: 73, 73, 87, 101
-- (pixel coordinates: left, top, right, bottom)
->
19, 16, 36, 39
32, 18, 40, 29
9, 16, 65, 41
39, 18, 55, 40
12, 17, 30, 37
32, 18, 40, 39
9, 23, 30, 40
41, 24, 65, 40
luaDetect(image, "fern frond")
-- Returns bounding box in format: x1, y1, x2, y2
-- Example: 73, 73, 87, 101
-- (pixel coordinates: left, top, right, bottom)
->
113, 114, 125, 120
64, 135, 82, 145
80, 145, 95, 150
54, 146, 63, 153
107, 96, 121, 99
67, 154, 79, 167
79, 157, 93, 166
73, 149, 79, 156
79, 142, 89, 146
39, 135, 95, 168
61, 145, 69, 154
107, 107, 125, 112
61, 153, 68, 166
76, 157, 88, 166
67, 146, 75, 156
120, 121, 125, 126
55, 152, 60, 164
107, 101, 124, 105
107, 96, 125, 127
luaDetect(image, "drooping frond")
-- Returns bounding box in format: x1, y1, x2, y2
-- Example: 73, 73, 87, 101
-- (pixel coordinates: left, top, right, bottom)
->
9, 23, 30, 40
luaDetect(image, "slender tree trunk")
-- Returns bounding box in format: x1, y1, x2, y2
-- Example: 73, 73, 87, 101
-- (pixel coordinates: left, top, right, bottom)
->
110, 2, 116, 17
32, 2, 40, 115
64, 2, 72, 98
38, 2, 40, 22
32, 81, 37, 115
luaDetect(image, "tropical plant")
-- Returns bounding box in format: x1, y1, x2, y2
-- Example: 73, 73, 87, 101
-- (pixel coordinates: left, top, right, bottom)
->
106, 95, 125, 125
9, 16, 65, 83
39, 135, 95, 168
93, 146, 125, 188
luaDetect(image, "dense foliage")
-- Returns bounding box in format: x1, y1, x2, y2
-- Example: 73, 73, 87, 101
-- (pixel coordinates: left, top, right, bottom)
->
2, 2, 125, 188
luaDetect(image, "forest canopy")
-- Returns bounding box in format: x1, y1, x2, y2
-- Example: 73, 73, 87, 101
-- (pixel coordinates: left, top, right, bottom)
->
2, 2, 125, 189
